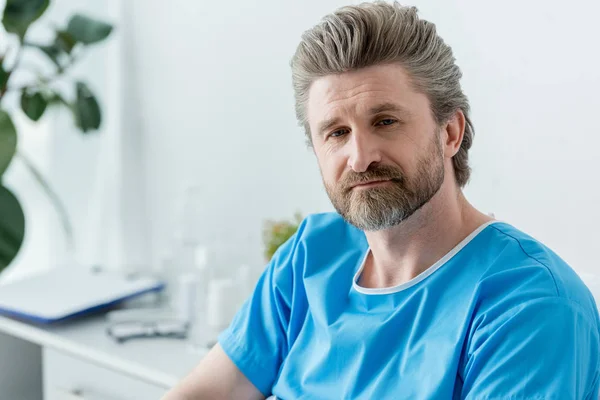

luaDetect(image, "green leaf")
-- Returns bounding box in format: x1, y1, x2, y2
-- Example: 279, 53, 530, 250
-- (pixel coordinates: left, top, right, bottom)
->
55, 30, 77, 53
21, 91, 47, 121
2, 0, 50, 39
41, 45, 64, 68
47, 91, 69, 107
66, 14, 113, 45
73, 82, 101, 132
0, 185, 25, 273
0, 109, 17, 177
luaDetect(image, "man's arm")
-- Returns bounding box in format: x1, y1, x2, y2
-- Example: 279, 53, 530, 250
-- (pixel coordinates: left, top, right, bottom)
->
161, 344, 264, 400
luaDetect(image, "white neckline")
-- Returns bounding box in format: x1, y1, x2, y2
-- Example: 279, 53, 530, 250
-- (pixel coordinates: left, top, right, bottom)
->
352, 220, 500, 295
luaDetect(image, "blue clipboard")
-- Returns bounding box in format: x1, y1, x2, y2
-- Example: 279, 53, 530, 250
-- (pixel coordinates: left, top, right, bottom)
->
0, 266, 165, 324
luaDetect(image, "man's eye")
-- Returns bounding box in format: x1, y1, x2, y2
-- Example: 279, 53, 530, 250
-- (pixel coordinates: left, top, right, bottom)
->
376, 119, 397, 126
330, 129, 348, 138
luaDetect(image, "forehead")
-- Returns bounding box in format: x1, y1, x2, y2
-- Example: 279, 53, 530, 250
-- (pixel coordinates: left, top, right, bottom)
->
306, 63, 431, 128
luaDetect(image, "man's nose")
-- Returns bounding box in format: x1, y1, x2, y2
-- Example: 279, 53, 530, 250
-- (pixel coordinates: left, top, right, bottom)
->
346, 130, 382, 173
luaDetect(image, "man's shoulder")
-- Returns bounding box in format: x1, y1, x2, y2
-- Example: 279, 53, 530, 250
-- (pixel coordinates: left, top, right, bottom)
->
288, 212, 367, 264
300, 212, 349, 231
297, 212, 363, 241
478, 222, 598, 322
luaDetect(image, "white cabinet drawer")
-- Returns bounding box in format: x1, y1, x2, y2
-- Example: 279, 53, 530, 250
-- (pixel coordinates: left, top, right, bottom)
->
43, 347, 167, 400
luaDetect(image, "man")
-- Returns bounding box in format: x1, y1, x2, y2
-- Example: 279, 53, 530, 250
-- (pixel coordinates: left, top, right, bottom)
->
164, 2, 600, 399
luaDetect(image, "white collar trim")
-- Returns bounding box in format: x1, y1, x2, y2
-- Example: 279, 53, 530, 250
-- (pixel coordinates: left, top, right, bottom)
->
352, 220, 500, 295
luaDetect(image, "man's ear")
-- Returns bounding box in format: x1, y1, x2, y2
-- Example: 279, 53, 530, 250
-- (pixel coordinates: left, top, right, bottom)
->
443, 110, 466, 158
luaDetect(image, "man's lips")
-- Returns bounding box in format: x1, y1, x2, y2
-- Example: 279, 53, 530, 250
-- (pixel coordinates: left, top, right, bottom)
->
350, 179, 392, 189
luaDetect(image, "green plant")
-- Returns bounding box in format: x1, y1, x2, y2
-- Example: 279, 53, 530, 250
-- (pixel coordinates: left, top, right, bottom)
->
0, 0, 113, 272
262, 212, 303, 262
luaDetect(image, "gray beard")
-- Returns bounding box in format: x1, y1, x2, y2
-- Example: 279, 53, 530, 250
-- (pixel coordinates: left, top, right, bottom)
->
325, 137, 445, 231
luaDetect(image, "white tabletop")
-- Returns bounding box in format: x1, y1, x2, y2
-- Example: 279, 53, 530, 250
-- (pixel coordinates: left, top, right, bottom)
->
0, 313, 206, 388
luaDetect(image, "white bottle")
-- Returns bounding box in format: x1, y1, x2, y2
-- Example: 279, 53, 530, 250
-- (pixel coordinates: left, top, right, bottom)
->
175, 273, 199, 323
206, 278, 238, 341
193, 245, 211, 323
176, 245, 213, 351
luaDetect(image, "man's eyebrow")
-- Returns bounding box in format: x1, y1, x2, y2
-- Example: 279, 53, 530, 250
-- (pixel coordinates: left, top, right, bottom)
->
317, 117, 342, 137
368, 102, 411, 116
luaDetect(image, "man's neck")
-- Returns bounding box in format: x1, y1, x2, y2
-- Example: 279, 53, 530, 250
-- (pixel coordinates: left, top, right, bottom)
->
359, 183, 492, 289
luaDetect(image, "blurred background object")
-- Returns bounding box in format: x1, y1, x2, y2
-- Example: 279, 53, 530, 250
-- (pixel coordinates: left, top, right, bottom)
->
263, 212, 303, 262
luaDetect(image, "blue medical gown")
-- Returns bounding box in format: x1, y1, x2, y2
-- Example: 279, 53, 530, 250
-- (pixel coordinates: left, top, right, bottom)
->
218, 213, 600, 399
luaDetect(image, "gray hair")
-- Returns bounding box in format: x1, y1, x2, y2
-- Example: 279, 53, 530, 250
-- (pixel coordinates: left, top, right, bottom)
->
290, 1, 474, 187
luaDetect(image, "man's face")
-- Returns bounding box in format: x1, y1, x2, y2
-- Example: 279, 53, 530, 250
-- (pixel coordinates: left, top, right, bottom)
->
307, 63, 446, 231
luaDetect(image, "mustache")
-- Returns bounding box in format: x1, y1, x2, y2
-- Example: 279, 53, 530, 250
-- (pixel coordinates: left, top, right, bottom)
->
340, 165, 405, 191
